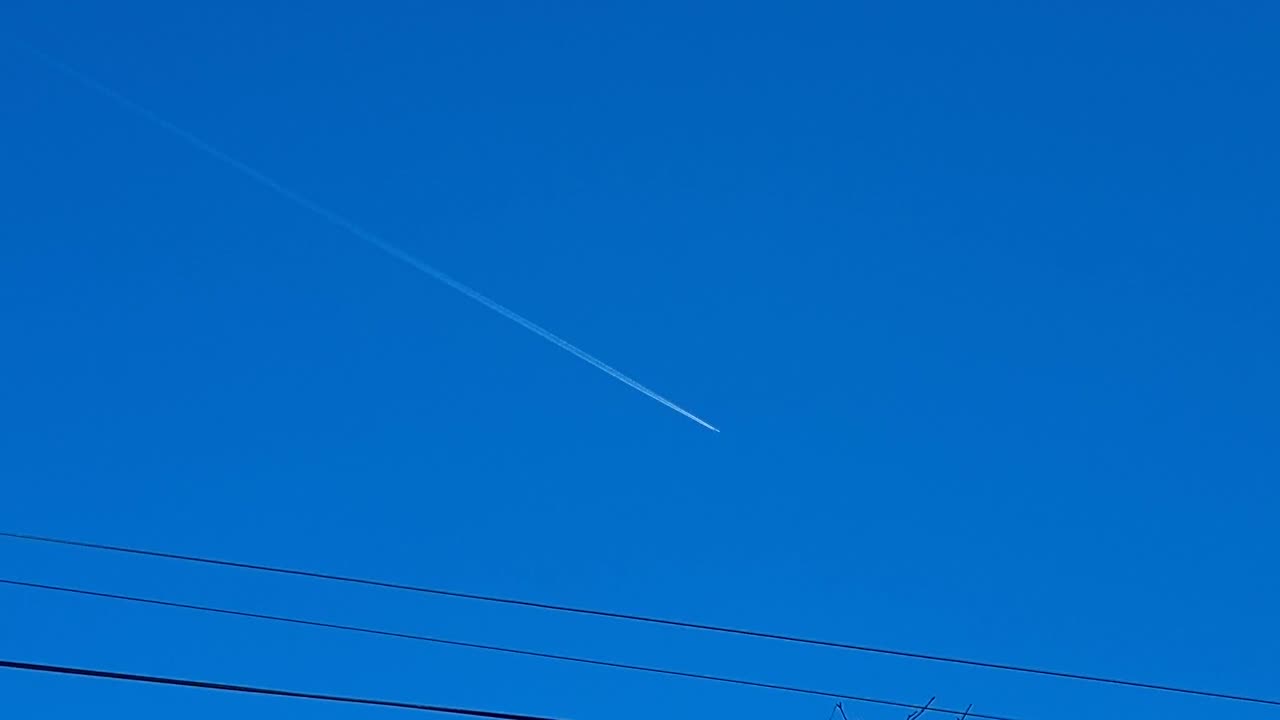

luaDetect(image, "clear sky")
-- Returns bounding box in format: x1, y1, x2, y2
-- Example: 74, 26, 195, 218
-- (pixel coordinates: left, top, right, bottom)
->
1, 2, 1277, 719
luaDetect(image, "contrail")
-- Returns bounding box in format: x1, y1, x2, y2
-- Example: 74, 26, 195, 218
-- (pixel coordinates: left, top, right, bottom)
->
19, 45, 719, 432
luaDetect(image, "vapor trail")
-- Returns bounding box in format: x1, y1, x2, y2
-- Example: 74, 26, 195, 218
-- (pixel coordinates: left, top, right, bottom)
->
22, 46, 719, 432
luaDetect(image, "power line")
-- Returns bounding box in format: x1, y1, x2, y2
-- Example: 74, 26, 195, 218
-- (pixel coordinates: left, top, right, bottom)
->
4, 530, 1275, 709
0, 578, 1015, 720
0, 658, 561, 719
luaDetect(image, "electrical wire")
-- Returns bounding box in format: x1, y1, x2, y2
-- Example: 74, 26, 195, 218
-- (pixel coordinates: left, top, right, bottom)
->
0, 578, 1015, 720
0, 658, 563, 719
3, 530, 1275, 709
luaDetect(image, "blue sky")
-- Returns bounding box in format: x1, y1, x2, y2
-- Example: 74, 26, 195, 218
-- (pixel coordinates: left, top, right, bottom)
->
1, 2, 1277, 719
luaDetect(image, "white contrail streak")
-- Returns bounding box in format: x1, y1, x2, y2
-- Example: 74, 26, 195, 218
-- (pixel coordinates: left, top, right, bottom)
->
23, 46, 719, 432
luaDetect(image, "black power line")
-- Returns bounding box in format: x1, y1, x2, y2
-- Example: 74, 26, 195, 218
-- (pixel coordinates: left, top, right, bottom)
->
0, 658, 562, 719
0, 578, 1013, 720
4, 530, 1275, 709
